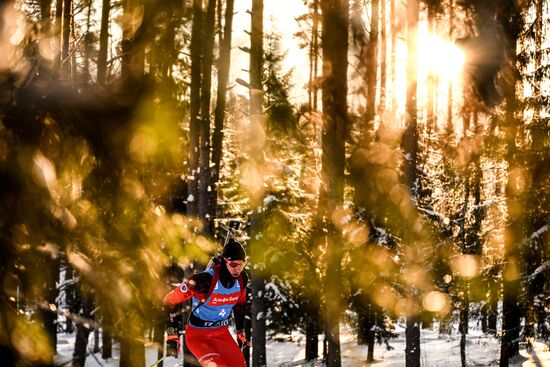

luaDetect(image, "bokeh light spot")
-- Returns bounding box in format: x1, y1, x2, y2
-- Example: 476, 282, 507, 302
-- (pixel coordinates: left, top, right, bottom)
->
452, 254, 480, 280
422, 291, 449, 313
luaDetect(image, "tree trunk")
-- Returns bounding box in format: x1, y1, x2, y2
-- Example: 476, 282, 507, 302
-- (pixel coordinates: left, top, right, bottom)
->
487, 276, 498, 333
320, 0, 348, 366
459, 167, 471, 367
70, 0, 78, 89
499, 96, 522, 366
249, 1, 266, 366
120, 339, 145, 367
39, 0, 52, 63
308, 0, 314, 113
156, 2, 177, 100
244, 285, 252, 366
100, 299, 113, 359
426, 3, 435, 134
121, 0, 145, 84
405, 318, 420, 367
198, 0, 217, 227
499, 4, 522, 365
404, 0, 420, 366
39, 0, 52, 29
366, 307, 375, 363
305, 225, 322, 360
305, 301, 319, 360
120, 0, 131, 80
312, 0, 320, 112
0, 165, 19, 367
210, 0, 236, 231
72, 292, 95, 367
446, 0, 454, 133
403, 0, 418, 191
51, 0, 62, 77
366, 0, 378, 129
97, 0, 110, 84
459, 284, 469, 367
470, 114, 483, 256
187, 0, 203, 217
65, 263, 76, 333
379, 0, 386, 113
82, 0, 93, 87
152, 308, 165, 367
251, 269, 267, 367
523, 0, 546, 341
390, 0, 396, 113
40, 256, 59, 365
61, 0, 72, 78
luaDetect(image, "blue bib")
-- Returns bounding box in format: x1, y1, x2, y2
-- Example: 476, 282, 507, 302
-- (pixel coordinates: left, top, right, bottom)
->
191, 268, 241, 327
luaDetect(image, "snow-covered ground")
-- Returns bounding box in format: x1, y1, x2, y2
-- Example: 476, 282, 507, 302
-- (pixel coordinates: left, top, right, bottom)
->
54, 324, 549, 367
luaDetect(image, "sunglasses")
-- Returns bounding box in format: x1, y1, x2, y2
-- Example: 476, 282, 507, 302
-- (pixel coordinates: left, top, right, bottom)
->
224, 258, 246, 269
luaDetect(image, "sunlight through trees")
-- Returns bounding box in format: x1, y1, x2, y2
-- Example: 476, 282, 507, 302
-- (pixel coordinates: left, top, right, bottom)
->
0, 0, 548, 366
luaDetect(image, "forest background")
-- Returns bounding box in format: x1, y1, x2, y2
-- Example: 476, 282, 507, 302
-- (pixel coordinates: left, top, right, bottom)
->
0, 0, 548, 366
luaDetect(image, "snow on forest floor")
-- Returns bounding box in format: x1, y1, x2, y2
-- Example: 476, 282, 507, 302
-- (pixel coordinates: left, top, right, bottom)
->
54, 324, 549, 367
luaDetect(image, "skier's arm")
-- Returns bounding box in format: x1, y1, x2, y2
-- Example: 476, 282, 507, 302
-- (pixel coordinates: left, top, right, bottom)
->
232, 272, 248, 330
163, 272, 212, 311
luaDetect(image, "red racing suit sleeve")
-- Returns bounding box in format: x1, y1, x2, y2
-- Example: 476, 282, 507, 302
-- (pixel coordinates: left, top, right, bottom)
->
163, 272, 213, 310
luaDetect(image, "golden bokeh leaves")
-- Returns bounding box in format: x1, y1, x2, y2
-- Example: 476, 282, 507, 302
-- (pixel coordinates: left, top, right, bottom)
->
240, 161, 265, 203
401, 264, 428, 286
503, 257, 521, 281
0, 3, 30, 78
372, 283, 400, 310
451, 254, 480, 280
117, 5, 144, 40
130, 127, 159, 164
395, 298, 420, 318
32, 152, 57, 191
67, 249, 94, 276
454, 136, 483, 170
507, 166, 531, 197
11, 319, 53, 365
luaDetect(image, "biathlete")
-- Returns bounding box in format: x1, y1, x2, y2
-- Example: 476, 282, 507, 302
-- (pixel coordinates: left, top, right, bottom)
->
163, 238, 249, 366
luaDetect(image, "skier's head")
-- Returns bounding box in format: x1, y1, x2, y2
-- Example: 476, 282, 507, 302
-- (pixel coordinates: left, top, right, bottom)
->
222, 238, 246, 277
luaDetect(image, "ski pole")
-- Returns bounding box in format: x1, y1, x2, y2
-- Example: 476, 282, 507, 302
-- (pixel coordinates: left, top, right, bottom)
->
149, 356, 166, 367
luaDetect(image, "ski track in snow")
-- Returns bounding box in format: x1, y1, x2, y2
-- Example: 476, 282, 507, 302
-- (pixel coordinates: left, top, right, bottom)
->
54, 325, 549, 367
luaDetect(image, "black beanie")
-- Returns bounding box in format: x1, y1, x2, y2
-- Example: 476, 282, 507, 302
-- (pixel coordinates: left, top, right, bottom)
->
222, 238, 246, 261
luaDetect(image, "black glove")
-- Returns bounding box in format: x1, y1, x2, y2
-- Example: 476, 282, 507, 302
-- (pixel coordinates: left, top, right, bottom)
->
165, 305, 181, 357
236, 329, 250, 349
166, 338, 178, 357
163, 304, 175, 314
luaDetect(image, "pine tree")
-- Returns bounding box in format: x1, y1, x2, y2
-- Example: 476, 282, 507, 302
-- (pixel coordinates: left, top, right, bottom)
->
210, 0, 236, 233
264, 32, 296, 132
319, 0, 349, 365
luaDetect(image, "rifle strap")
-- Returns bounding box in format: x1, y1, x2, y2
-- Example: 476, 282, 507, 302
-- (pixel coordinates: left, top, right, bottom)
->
186, 264, 221, 324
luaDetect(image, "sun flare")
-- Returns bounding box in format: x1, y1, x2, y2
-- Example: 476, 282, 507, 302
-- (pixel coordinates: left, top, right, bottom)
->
418, 35, 465, 81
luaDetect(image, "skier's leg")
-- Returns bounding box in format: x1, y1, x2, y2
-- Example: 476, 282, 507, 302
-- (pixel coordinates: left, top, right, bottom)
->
185, 326, 245, 367
185, 327, 224, 366
217, 328, 246, 367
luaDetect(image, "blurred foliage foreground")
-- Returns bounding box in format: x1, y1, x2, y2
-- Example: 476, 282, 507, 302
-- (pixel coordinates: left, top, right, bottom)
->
0, 3, 219, 366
